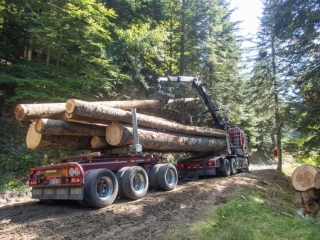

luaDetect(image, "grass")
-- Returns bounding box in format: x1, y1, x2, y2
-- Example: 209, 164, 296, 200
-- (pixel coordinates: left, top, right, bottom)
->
166, 195, 320, 240
165, 167, 320, 240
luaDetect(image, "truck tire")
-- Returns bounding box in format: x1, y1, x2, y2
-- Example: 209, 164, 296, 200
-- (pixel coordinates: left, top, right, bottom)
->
78, 169, 94, 207
219, 158, 231, 177
149, 164, 165, 190
116, 167, 130, 199
122, 166, 149, 200
84, 169, 118, 208
229, 158, 237, 175
157, 164, 178, 191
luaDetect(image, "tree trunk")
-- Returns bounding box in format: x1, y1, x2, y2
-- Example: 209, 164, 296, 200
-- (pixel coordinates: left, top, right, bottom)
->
301, 191, 312, 203
35, 118, 106, 136
15, 103, 66, 121
66, 100, 226, 138
105, 122, 227, 153
65, 98, 199, 113
91, 136, 110, 149
26, 123, 94, 150
292, 164, 320, 191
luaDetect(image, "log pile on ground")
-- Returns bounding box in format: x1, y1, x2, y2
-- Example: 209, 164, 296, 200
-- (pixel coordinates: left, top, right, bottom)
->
293, 164, 320, 221
15, 98, 227, 152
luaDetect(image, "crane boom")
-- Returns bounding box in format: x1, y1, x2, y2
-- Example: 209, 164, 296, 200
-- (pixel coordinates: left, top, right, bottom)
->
157, 76, 226, 130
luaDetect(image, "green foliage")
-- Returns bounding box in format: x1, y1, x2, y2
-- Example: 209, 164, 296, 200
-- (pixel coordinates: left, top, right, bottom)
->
272, 0, 320, 161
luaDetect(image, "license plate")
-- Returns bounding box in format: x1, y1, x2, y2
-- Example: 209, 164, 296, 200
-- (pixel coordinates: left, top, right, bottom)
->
49, 179, 61, 184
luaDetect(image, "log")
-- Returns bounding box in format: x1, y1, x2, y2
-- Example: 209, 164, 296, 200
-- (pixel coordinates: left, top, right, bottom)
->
15, 98, 199, 121
66, 100, 226, 138
15, 103, 65, 121
304, 200, 320, 214
307, 188, 320, 200
26, 122, 94, 150
91, 136, 110, 149
292, 164, 320, 191
105, 122, 227, 152
35, 118, 106, 136
295, 191, 303, 205
65, 98, 200, 113
301, 191, 312, 203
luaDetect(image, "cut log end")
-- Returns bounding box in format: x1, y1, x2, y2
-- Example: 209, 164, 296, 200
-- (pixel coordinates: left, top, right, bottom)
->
14, 105, 26, 121
65, 99, 77, 114
304, 200, 320, 214
106, 122, 124, 146
292, 164, 320, 191
91, 136, 108, 149
26, 123, 42, 149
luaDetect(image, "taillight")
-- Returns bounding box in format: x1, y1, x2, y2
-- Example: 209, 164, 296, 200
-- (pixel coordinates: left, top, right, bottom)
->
207, 161, 216, 166
29, 180, 37, 185
177, 163, 185, 168
70, 177, 81, 183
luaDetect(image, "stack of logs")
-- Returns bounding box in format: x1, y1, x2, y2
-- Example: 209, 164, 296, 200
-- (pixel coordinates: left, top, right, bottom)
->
293, 164, 320, 220
15, 98, 227, 153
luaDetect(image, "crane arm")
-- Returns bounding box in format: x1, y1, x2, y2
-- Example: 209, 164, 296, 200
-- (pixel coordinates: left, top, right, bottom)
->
156, 76, 225, 130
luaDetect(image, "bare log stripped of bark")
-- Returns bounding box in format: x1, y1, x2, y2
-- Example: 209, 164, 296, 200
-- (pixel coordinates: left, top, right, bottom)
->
105, 122, 227, 152
26, 123, 94, 150
15, 103, 65, 121
35, 118, 106, 136
65, 98, 200, 113
292, 164, 320, 191
91, 136, 110, 149
66, 100, 226, 138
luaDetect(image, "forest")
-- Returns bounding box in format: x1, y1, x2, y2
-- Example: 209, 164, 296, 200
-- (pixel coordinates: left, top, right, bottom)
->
0, 0, 319, 190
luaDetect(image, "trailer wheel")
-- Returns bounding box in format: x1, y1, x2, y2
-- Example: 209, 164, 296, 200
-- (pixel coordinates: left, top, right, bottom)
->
116, 167, 130, 199
229, 158, 237, 175
219, 158, 231, 177
157, 164, 178, 191
122, 166, 149, 200
78, 169, 94, 207
84, 169, 118, 208
149, 164, 165, 190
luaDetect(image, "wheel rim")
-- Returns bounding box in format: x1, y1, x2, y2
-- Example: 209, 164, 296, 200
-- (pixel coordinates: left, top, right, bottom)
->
132, 172, 146, 194
165, 168, 176, 187
96, 176, 114, 199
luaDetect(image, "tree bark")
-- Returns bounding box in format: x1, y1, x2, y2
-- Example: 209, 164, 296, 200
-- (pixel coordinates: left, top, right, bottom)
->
15, 103, 65, 121
26, 122, 94, 150
35, 118, 106, 136
66, 100, 226, 138
292, 164, 320, 191
105, 122, 227, 153
65, 98, 199, 113
307, 188, 320, 200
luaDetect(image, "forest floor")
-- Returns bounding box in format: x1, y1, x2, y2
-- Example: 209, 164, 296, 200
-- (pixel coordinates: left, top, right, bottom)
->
0, 162, 299, 240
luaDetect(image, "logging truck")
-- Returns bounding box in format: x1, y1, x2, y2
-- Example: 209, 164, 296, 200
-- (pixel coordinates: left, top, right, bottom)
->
26, 76, 249, 208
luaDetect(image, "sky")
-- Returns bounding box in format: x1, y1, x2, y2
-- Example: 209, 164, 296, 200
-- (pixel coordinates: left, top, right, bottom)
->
229, 0, 263, 40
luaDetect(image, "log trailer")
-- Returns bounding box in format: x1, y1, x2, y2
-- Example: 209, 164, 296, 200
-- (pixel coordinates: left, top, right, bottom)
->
28, 76, 249, 208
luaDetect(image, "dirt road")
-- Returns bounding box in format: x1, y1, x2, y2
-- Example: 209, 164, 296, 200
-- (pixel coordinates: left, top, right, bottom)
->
0, 169, 293, 240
